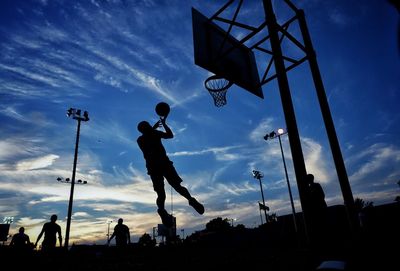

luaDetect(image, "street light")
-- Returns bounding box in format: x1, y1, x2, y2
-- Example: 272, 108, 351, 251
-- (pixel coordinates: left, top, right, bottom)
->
264, 128, 298, 233
3, 217, 14, 224
106, 220, 113, 244
252, 170, 269, 224
57, 177, 87, 185
64, 108, 89, 249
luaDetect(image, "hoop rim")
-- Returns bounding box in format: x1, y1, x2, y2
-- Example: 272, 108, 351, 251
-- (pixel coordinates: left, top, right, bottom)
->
204, 74, 234, 92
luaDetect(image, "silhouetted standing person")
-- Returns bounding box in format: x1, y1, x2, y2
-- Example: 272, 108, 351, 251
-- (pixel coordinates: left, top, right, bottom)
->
137, 115, 204, 227
35, 214, 62, 251
108, 218, 131, 247
306, 174, 328, 247
307, 174, 327, 210
10, 227, 31, 252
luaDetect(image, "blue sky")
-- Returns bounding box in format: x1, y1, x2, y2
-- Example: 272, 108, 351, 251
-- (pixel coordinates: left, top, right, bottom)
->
1, 0, 399, 245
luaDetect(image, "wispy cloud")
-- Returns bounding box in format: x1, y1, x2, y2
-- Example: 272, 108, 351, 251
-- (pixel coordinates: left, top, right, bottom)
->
249, 117, 274, 143
0, 149, 153, 205
89, 49, 179, 103
328, 8, 350, 26
348, 143, 400, 183
302, 137, 331, 184
0, 138, 43, 161
16, 154, 59, 171
0, 63, 61, 87
213, 181, 257, 196
0, 106, 26, 122
168, 145, 243, 161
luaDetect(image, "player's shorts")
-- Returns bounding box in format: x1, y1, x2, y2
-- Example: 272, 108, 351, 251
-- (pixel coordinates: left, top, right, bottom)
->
149, 162, 183, 192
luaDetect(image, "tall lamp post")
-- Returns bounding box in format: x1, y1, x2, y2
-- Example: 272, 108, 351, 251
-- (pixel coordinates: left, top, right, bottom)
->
252, 170, 269, 224
64, 108, 89, 249
106, 220, 113, 244
57, 176, 87, 247
264, 128, 298, 233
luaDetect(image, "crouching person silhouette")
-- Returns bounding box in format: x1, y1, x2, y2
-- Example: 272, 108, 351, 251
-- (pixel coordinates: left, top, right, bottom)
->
137, 116, 204, 227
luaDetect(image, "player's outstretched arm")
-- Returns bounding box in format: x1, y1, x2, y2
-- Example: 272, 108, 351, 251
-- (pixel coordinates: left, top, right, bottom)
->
160, 118, 173, 138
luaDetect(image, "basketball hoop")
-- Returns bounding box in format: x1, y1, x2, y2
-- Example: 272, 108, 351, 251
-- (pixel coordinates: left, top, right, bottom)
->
204, 75, 233, 107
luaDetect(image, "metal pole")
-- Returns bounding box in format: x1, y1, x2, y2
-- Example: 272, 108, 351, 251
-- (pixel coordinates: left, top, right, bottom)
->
65, 118, 81, 249
258, 177, 268, 223
171, 185, 173, 216
107, 221, 111, 241
278, 135, 298, 233
297, 9, 358, 232
263, 0, 310, 241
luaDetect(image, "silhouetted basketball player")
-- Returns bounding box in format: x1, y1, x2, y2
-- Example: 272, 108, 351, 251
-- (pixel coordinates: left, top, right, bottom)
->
137, 117, 204, 227
35, 214, 62, 251
10, 227, 31, 250
108, 218, 131, 247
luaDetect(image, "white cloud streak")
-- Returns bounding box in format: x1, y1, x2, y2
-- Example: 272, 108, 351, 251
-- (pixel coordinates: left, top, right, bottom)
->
168, 145, 243, 160
16, 154, 60, 171
348, 143, 400, 183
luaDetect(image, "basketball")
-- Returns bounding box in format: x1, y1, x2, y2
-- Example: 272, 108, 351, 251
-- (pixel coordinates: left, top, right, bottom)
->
155, 102, 170, 118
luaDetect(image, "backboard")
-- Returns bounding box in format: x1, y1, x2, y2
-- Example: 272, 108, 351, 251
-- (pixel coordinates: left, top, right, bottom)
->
192, 7, 264, 99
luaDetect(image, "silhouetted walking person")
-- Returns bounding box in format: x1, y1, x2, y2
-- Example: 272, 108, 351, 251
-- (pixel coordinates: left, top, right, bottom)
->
35, 214, 62, 251
108, 218, 131, 247
137, 112, 204, 227
10, 227, 31, 252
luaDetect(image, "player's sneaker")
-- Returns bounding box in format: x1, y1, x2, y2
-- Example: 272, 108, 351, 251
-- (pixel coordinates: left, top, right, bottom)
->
189, 197, 205, 215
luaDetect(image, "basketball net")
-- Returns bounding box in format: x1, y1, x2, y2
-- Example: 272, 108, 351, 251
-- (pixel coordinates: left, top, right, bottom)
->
204, 75, 233, 107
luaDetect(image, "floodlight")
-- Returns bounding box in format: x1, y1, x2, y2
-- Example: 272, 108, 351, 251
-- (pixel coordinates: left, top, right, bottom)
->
67, 108, 75, 117
83, 111, 89, 121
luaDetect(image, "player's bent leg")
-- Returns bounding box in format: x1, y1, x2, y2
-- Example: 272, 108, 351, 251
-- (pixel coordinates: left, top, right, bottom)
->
164, 164, 205, 215
172, 184, 192, 200
157, 208, 173, 228
151, 175, 166, 209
